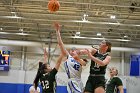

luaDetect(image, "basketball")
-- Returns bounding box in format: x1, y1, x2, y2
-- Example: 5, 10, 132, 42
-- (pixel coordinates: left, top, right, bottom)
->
48, 0, 60, 12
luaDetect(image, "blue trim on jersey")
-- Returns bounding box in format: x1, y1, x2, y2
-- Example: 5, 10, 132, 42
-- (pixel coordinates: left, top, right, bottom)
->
70, 81, 81, 93
64, 62, 70, 78
68, 82, 72, 93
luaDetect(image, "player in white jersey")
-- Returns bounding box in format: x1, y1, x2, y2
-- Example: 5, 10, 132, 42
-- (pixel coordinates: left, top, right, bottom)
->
54, 23, 88, 93
64, 54, 83, 93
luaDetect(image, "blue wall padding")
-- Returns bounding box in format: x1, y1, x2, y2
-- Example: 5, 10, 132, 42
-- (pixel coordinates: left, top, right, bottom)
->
0, 83, 68, 93
0, 83, 126, 93
130, 55, 140, 76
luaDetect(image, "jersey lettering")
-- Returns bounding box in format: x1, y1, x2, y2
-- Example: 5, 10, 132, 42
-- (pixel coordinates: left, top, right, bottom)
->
71, 59, 76, 63
70, 59, 80, 71
93, 63, 100, 71
94, 63, 99, 68
42, 80, 49, 89
73, 64, 80, 71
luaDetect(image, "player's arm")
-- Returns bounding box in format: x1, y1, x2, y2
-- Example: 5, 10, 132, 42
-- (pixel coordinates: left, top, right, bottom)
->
73, 56, 87, 66
78, 59, 88, 66
54, 23, 68, 56
76, 48, 95, 66
79, 47, 97, 55
118, 85, 124, 93
116, 77, 124, 93
86, 48, 111, 66
54, 54, 64, 71
50, 54, 64, 78
33, 69, 41, 90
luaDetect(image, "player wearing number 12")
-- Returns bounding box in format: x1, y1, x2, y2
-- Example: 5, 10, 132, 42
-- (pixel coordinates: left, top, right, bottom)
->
34, 53, 64, 93
55, 23, 88, 93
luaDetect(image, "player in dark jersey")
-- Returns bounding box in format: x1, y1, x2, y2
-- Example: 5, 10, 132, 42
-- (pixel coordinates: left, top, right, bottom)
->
106, 67, 124, 93
83, 40, 112, 93
34, 54, 64, 93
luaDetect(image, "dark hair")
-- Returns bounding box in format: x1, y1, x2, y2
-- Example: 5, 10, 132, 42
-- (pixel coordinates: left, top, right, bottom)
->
105, 40, 112, 52
39, 62, 43, 68
41, 63, 47, 69
38, 63, 48, 74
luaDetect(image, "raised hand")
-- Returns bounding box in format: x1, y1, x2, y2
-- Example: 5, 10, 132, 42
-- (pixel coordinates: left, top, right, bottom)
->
85, 48, 92, 58
54, 22, 61, 32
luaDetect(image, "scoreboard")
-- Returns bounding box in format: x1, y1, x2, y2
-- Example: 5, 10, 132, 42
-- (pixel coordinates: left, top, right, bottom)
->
0, 50, 10, 71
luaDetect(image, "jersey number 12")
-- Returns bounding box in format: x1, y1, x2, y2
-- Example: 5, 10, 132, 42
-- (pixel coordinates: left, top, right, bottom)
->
42, 80, 49, 89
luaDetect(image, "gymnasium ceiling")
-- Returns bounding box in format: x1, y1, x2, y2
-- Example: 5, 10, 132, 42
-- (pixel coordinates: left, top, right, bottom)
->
0, 0, 140, 49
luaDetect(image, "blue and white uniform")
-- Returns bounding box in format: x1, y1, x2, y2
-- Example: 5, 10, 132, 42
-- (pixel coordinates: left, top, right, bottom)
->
64, 54, 83, 93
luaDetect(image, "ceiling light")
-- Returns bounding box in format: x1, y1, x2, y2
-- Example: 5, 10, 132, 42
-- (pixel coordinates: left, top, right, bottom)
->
82, 14, 88, 22
115, 39, 130, 42
124, 35, 128, 38
70, 36, 130, 42
83, 14, 88, 17
75, 32, 80, 37
0, 31, 30, 36
16, 32, 29, 36
97, 33, 102, 36
19, 28, 23, 31
110, 15, 116, 19
0, 16, 23, 19
11, 12, 16, 14
0, 32, 8, 34
121, 39, 130, 42
72, 36, 87, 39
0, 28, 3, 30
76, 32, 80, 35
72, 36, 105, 40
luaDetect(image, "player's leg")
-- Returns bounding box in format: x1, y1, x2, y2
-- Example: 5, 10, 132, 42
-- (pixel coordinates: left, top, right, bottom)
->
94, 76, 105, 93
84, 76, 94, 93
94, 87, 105, 93
67, 80, 82, 93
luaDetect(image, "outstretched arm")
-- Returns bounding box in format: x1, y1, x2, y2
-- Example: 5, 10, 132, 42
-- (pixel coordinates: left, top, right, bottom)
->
86, 48, 111, 66
79, 47, 97, 55
54, 23, 68, 56
33, 69, 41, 90
54, 54, 64, 71
77, 58, 88, 66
